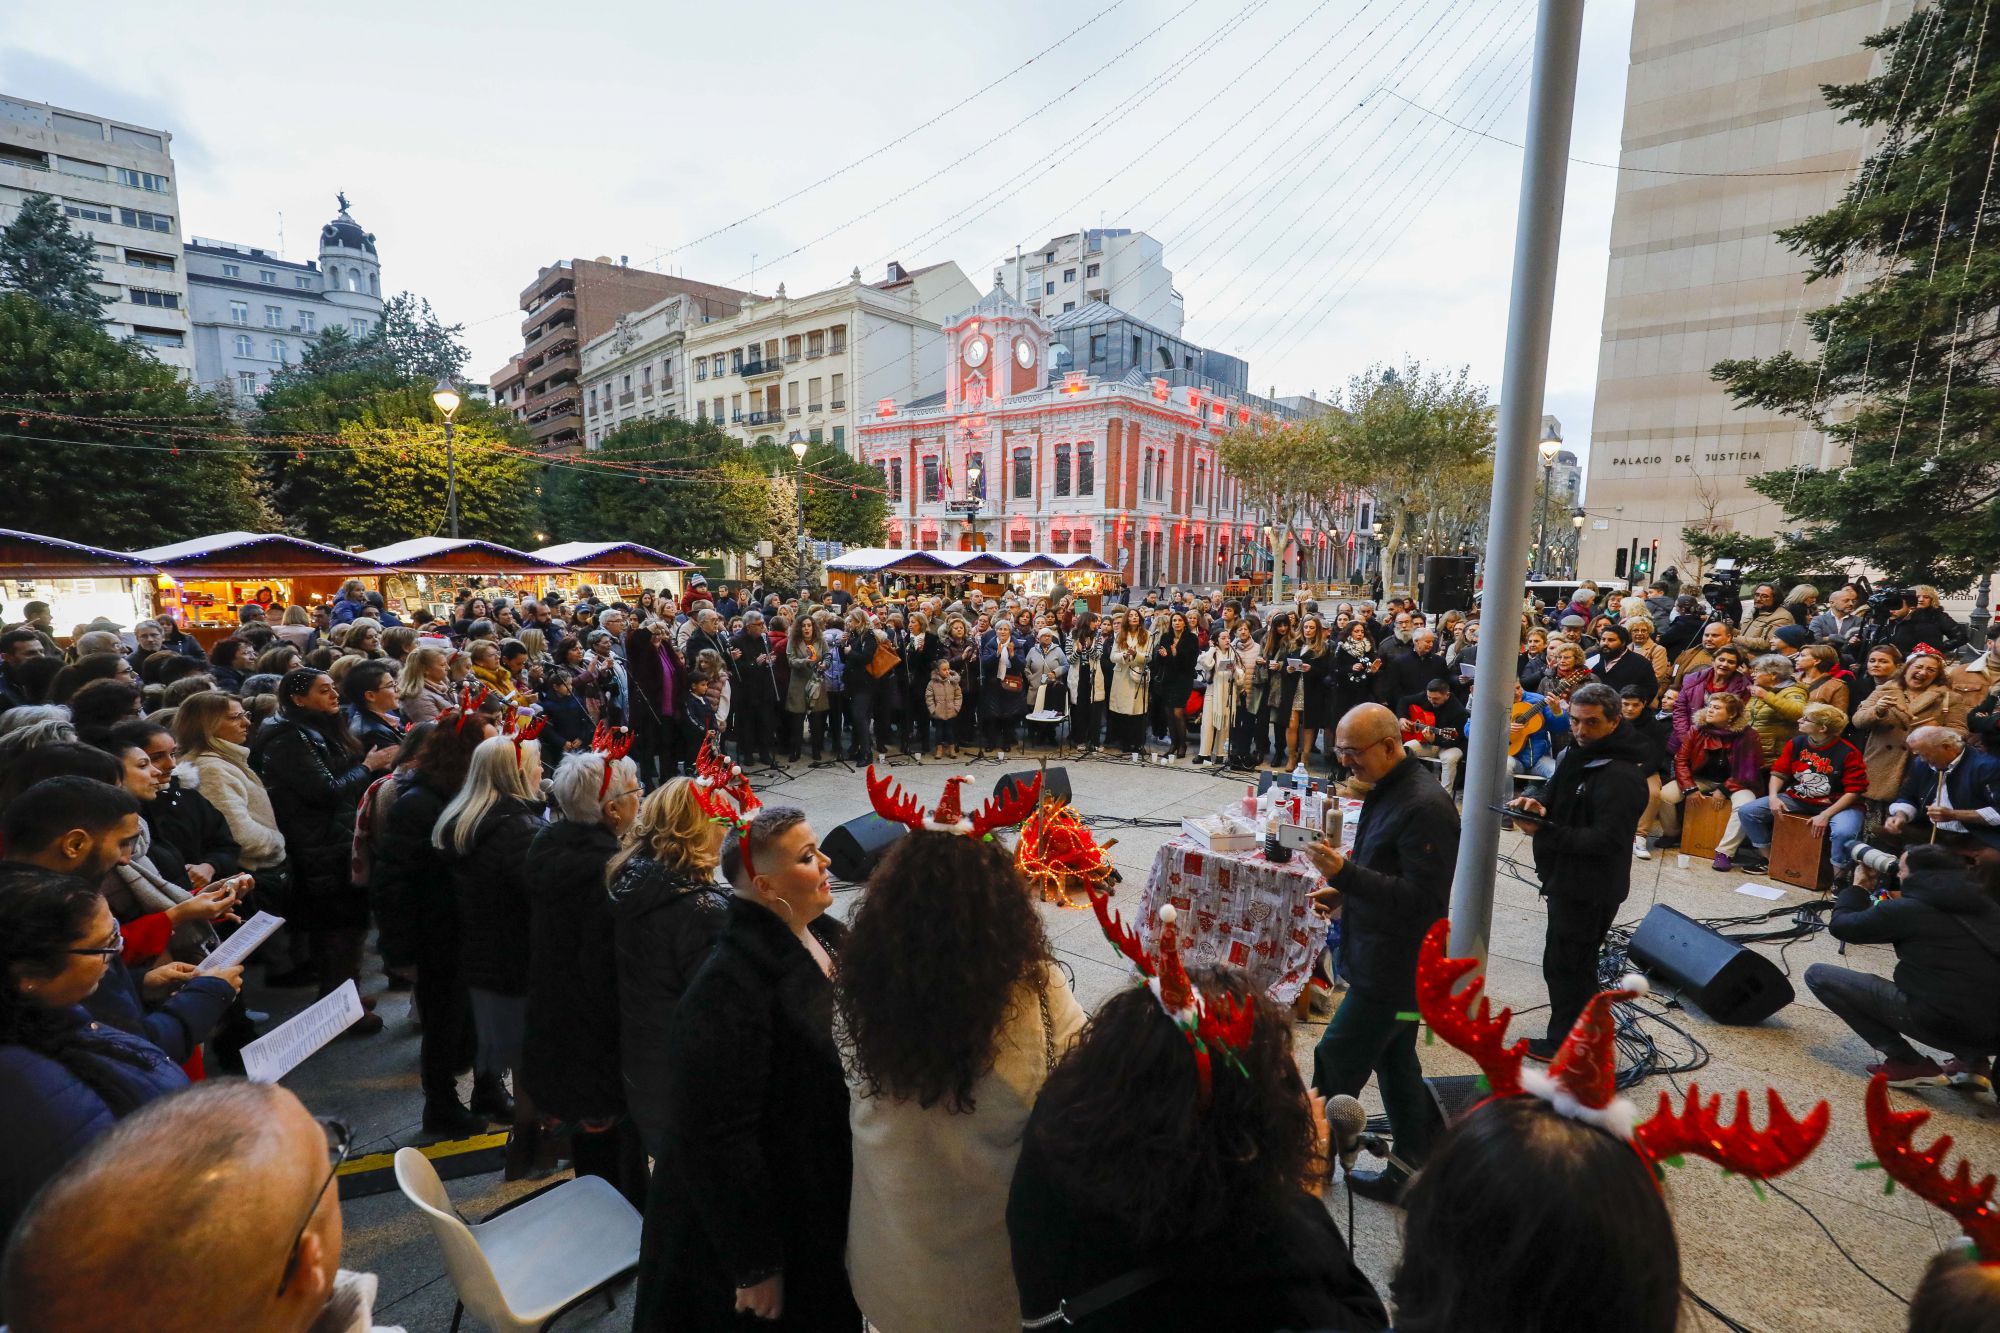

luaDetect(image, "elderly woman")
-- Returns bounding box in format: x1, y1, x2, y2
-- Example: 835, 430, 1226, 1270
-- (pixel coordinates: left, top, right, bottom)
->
1853, 649, 1951, 804
1024, 626, 1069, 752
524, 748, 646, 1206
1744, 653, 1808, 766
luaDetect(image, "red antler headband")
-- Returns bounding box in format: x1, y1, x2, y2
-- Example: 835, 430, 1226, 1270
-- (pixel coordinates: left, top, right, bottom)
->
865, 765, 1042, 838
590, 722, 635, 800
454, 682, 490, 733
1866, 1072, 2000, 1262
1085, 885, 1255, 1101
1416, 922, 1827, 1181
692, 737, 762, 875
505, 715, 544, 766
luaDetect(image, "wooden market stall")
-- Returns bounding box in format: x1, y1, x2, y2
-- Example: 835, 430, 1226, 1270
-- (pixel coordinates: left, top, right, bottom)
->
356, 538, 576, 618
0, 529, 161, 640
531, 541, 694, 604
129, 532, 387, 642
824, 547, 1116, 607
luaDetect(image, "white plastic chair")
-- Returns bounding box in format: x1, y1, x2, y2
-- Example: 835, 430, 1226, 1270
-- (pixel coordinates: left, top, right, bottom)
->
393, 1146, 642, 1333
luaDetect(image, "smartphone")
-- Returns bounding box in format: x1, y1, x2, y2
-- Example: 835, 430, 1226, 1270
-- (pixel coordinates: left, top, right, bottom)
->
1276, 822, 1320, 850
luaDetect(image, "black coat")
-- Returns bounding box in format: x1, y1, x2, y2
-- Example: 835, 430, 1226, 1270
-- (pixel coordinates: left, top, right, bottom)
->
609, 856, 731, 1156
445, 796, 545, 995
522, 818, 623, 1121
374, 773, 456, 963
1375, 647, 1450, 709
144, 779, 242, 888
1890, 606, 1968, 656
1527, 721, 1654, 906
1006, 1120, 1388, 1332
1593, 647, 1658, 702
842, 626, 881, 698
732, 630, 782, 708
1326, 756, 1457, 1005
1828, 868, 2000, 1039
1150, 632, 1200, 709
346, 705, 404, 755
634, 897, 858, 1332
249, 715, 374, 930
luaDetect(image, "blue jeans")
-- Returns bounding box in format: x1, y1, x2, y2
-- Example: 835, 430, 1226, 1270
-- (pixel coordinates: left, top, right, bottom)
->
1509, 751, 1556, 780
1736, 794, 1862, 868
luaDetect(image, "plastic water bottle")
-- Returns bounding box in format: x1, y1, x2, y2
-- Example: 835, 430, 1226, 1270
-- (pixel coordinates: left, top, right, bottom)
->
1291, 759, 1309, 792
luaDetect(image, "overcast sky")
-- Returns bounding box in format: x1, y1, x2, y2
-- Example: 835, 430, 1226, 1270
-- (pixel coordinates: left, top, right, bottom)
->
1, 0, 1636, 467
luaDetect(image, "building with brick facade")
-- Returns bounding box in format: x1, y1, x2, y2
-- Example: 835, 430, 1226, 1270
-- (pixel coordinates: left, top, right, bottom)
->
489, 257, 751, 451
859, 283, 1369, 590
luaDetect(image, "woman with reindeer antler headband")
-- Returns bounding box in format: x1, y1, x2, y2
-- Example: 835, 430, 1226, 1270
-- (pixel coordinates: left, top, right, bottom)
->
836, 767, 1083, 1333
633, 745, 860, 1331
1006, 884, 1389, 1332
1389, 922, 1829, 1333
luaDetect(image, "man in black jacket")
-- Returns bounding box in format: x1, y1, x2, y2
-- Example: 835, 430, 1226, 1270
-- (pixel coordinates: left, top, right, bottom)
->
1806, 845, 2000, 1089
1507, 681, 1652, 1058
730, 611, 782, 767
1376, 629, 1449, 705
1306, 702, 1456, 1203
1591, 624, 1657, 700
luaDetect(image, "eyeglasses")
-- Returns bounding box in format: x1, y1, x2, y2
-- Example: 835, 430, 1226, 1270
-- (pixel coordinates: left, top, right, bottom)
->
276, 1117, 350, 1296
69, 921, 123, 959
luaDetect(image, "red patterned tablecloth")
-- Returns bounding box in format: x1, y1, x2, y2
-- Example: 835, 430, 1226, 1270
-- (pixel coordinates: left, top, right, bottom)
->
1139, 836, 1331, 1004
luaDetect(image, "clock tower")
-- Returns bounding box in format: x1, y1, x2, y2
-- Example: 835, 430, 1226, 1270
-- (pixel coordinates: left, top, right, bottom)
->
945, 279, 1050, 414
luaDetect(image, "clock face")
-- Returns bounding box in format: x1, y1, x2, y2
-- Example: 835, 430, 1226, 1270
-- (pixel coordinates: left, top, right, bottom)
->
963, 335, 989, 367
1015, 337, 1036, 369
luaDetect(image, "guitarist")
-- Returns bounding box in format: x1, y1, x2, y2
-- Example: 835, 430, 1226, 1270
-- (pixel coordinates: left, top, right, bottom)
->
1397, 678, 1469, 793
1478, 678, 1567, 781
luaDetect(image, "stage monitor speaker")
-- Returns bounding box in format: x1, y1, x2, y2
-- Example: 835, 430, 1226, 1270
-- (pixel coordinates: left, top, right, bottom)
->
996, 766, 1070, 805
1626, 904, 1794, 1025
823, 813, 905, 884
1421, 556, 1476, 614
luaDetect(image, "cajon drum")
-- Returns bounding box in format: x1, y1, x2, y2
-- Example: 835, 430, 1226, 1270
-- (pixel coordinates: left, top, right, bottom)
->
1769, 810, 1833, 891
1680, 791, 1731, 862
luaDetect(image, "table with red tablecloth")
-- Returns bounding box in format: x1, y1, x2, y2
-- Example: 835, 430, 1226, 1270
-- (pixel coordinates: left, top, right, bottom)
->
1139, 837, 1332, 1005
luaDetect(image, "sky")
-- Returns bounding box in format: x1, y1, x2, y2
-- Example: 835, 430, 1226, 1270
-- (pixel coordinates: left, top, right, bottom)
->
0, 0, 1636, 470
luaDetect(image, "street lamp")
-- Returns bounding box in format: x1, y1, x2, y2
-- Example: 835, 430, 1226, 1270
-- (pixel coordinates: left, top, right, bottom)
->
1536, 423, 1561, 579
1570, 509, 1586, 579
432, 377, 462, 539
788, 431, 810, 594
963, 460, 985, 552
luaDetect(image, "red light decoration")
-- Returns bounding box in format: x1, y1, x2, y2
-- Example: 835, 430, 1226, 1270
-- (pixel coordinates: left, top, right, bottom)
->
876, 398, 898, 417
1059, 372, 1088, 395
1238, 407, 1251, 425
1187, 390, 1204, 415
1152, 377, 1170, 402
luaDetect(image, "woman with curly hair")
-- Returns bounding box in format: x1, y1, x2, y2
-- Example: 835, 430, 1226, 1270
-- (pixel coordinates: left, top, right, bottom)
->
837, 833, 1083, 1333
1007, 964, 1387, 1331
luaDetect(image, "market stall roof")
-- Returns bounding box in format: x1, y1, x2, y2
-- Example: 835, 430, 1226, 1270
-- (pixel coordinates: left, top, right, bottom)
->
358, 538, 572, 575
985, 551, 1067, 572
1052, 553, 1113, 572
0, 529, 160, 580
923, 550, 1017, 575
130, 532, 387, 579
531, 541, 695, 572
824, 547, 953, 573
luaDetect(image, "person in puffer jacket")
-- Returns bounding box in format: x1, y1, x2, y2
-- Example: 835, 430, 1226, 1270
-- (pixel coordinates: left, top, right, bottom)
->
924, 656, 963, 759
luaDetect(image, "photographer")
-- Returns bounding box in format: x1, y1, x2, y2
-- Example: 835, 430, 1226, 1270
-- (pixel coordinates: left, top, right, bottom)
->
1734, 584, 1796, 653
1804, 843, 2000, 1090
1885, 726, 2000, 871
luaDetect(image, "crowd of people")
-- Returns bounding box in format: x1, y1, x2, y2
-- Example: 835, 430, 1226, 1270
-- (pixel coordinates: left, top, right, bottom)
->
0, 566, 1994, 1331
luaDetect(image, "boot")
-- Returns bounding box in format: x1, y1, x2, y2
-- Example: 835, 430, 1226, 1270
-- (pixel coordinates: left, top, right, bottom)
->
470, 1073, 515, 1123
422, 1099, 488, 1138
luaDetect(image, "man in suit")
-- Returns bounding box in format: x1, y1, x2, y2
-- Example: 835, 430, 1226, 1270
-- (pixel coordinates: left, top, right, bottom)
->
1886, 726, 2000, 871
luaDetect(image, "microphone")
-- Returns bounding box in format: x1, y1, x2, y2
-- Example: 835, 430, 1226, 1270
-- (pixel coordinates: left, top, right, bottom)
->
1326, 1094, 1369, 1172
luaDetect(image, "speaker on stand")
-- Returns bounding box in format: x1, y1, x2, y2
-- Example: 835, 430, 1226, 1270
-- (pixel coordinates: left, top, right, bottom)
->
1420, 556, 1477, 615
822, 813, 907, 884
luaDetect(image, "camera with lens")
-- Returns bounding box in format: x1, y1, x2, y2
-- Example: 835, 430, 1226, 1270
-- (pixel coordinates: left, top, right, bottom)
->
1866, 585, 1912, 622
1851, 842, 1900, 888
1700, 558, 1742, 605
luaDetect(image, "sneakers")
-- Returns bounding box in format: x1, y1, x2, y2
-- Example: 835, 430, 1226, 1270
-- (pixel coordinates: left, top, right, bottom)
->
1735, 849, 1769, 873
1869, 1057, 1948, 1088
1524, 1037, 1560, 1063
1712, 852, 1734, 872
1945, 1057, 1994, 1093
1633, 836, 1652, 861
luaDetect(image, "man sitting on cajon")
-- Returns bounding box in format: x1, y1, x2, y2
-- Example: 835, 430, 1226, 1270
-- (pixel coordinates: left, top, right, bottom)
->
1736, 703, 1867, 887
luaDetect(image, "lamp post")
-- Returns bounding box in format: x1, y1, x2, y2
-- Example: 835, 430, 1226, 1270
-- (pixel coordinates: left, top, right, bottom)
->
788, 431, 810, 595
1570, 509, 1585, 579
965, 461, 984, 552
432, 377, 462, 539
1536, 424, 1561, 578
1369, 520, 1383, 583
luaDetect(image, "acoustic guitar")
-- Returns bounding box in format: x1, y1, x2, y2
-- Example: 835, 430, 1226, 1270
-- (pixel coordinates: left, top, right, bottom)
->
1508, 700, 1545, 756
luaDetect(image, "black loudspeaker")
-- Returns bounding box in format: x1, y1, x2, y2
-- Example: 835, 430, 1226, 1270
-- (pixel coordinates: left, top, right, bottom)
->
1626, 904, 1794, 1025
1421, 556, 1476, 614
822, 813, 906, 883
995, 767, 1070, 805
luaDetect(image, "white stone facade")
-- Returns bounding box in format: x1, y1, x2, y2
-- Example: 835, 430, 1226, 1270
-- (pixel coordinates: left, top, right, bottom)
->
994, 228, 1183, 336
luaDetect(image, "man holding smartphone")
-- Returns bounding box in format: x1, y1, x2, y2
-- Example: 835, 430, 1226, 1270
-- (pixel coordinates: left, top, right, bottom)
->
1303, 702, 1456, 1204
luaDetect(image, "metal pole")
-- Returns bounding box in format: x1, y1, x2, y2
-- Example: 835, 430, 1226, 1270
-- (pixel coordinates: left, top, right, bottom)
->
444, 417, 458, 539
1972, 572, 1992, 640
796, 458, 810, 594
1448, 0, 1587, 961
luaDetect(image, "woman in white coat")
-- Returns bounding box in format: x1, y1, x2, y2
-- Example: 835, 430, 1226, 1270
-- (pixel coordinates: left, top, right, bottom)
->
1195, 626, 1261, 767
1105, 607, 1152, 762
836, 828, 1084, 1333
173, 691, 287, 875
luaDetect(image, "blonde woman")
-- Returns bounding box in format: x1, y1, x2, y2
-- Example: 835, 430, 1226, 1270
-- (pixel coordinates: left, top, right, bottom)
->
1622, 615, 1671, 702
434, 736, 548, 1172
607, 777, 731, 1156
1853, 650, 1952, 802
1106, 607, 1152, 762
272, 603, 317, 652
397, 646, 455, 724
173, 691, 287, 878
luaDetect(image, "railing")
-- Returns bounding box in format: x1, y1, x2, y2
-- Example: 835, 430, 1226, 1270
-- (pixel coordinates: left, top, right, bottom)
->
783, 352, 801, 363
747, 410, 780, 426
787, 405, 800, 416
808, 403, 823, 412
830, 398, 845, 409
742, 358, 780, 377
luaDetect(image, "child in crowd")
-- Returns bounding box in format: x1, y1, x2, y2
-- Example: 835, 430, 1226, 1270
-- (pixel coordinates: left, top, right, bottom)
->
925, 654, 963, 759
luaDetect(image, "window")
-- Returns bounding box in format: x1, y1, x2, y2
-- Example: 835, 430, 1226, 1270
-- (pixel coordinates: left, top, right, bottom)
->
1062, 268, 1076, 282
697, 400, 708, 422
830, 372, 845, 407
237, 371, 257, 396
832, 425, 845, 450
807, 330, 824, 357
695, 359, 708, 381
350, 318, 366, 336
785, 335, 801, 362
229, 300, 248, 324
1077, 444, 1094, 495
1063, 301, 1075, 313
258, 269, 276, 284
369, 272, 378, 296
622, 374, 632, 393
587, 387, 597, 414
128, 287, 178, 309
264, 305, 282, 326
730, 393, 742, 420
809, 427, 823, 444
712, 354, 726, 377
969, 451, 985, 499
115, 168, 169, 192
118, 208, 171, 233
325, 265, 338, 287
1044, 281, 1055, 296
808, 377, 822, 410
830, 326, 847, 354
1055, 444, 1071, 496
132, 327, 182, 348
641, 365, 652, 389
298, 310, 314, 333
270, 338, 289, 363
1044, 251, 1055, 263
124, 250, 173, 272
887, 457, 902, 499
296, 276, 312, 289
1141, 449, 1151, 499
1194, 459, 1205, 505
54, 156, 106, 179
233, 333, 253, 357
787, 381, 800, 414
1086, 263, 1100, 278
713, 396, 724, 422
922, 457, 940, 502
63, 203, 115, 224
1013, 447, 1032, 499
731, 348, 744, 373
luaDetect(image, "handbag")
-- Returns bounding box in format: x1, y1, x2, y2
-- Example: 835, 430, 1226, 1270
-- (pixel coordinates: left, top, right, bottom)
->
866, 637, 901, 678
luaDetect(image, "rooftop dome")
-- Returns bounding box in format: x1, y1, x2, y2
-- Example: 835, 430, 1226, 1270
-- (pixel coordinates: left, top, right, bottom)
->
320, 191, 376, 255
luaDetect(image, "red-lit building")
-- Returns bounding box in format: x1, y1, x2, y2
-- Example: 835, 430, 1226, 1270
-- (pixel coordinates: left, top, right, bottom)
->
858, 285, 1367, 589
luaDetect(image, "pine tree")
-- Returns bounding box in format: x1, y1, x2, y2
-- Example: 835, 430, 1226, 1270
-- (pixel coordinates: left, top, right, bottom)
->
758, 467, 813, 588
745, 439, 890, 545
1705, 1, 2000, 589
538, 416, 764, 556
0, 194, 112, 323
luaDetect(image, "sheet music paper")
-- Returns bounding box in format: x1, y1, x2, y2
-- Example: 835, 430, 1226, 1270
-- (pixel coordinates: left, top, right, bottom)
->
241, 980, 363, 1083
198, 911, 285, 974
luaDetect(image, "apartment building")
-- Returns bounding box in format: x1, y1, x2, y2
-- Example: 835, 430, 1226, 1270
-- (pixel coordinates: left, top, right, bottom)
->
0, 95, 192, 372
489, 257, 751, 451
678, 260, 980, 456
994, 228, 1183, 335
185, 195, 384, 399
579, 292, 736, 446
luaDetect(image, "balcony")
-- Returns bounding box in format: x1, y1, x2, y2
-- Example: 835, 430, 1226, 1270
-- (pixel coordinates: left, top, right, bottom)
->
829, 341, 847, 355
747, 410, 781, 426
522, 317, 577, 362
808, 403, 823, 413
533, 409, 582, 440
742, 357, 780, 378
830, 398, 846, 409
783, 352, 801, 364
520, 289, 576, 339
618, 391, 635, 406
787, 406, 800, 416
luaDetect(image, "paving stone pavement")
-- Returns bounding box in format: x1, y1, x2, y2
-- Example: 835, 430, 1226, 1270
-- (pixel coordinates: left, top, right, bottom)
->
269, 749, 1999, 1331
